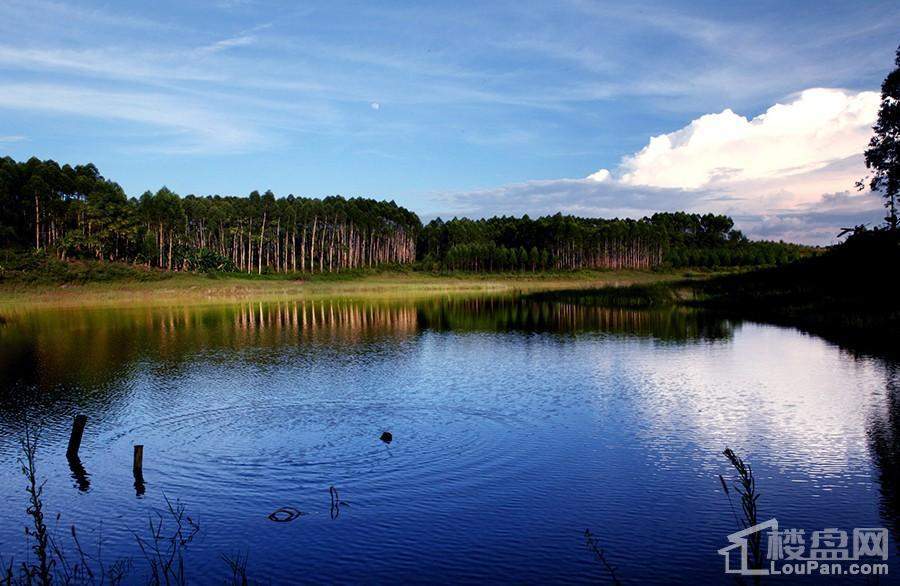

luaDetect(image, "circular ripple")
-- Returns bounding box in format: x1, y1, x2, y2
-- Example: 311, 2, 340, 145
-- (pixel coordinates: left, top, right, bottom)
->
102, 401, 518, 495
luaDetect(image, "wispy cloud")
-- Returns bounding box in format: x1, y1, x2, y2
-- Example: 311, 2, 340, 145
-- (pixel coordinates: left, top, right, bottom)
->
0, 45, 224, 83
196, 24, 271, 55
1, 0, 179, 32
0, 0, 896, 206
197, 35, 257, 55
0, 83, 261, 153
0, 135, 27, 144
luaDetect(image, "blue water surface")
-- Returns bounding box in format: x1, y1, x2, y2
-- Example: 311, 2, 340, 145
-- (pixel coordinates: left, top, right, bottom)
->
0, 297, 897, 583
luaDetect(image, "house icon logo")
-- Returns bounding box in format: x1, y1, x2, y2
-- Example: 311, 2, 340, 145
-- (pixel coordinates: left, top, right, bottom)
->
718, 518, 778, 576
719, 518, 889, 577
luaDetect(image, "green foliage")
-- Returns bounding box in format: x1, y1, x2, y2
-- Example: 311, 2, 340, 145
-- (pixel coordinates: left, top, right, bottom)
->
0, 250, 171, 285
862, 44, 900, 229
527, 283, 681, 308
1, 156, 813, 280
185, 248, 237, 273
0, 157, 420, 275
418, 212, 811, 271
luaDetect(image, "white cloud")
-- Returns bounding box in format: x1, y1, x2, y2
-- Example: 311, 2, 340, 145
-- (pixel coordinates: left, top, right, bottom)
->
432, 88, 885, 244
617, 88, 879, 191
0, 135, 26, 143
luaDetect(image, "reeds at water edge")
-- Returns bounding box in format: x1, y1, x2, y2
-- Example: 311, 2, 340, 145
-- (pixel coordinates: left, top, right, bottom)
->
721, 447, 761, 570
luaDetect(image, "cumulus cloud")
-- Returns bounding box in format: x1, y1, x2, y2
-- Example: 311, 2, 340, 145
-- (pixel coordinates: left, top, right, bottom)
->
433, 88, 885, 245
616, 88, 879, 190
586, 168, 610, 182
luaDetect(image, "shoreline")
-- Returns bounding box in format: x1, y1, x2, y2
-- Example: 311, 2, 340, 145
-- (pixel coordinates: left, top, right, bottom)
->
0, 269, 687, 311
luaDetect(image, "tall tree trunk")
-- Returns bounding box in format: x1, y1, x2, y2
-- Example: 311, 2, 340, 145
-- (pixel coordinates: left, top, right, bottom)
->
258, 210, 266, 275
34, 192, 40, 250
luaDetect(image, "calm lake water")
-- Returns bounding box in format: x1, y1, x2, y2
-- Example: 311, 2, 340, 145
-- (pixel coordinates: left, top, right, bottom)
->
0, 295, 898, 584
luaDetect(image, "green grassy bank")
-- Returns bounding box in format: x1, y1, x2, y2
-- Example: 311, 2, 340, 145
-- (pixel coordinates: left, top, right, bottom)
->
0, 251, 689, 310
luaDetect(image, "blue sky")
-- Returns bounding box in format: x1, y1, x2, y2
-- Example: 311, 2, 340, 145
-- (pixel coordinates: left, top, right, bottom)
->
1, 0, 898, 243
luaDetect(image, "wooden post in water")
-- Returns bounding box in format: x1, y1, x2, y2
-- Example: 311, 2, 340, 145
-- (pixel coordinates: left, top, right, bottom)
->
133, 444, 145, 496
133, 445, 144, 477
66, 415, 87, 459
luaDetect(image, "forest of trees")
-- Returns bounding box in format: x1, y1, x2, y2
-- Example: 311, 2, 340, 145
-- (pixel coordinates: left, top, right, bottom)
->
417, 214, 808, 271
0, 157, 418, 273
0, 156, 807, 275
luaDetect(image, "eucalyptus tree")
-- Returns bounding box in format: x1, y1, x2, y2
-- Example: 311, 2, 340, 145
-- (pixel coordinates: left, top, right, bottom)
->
1, 156, 807, 274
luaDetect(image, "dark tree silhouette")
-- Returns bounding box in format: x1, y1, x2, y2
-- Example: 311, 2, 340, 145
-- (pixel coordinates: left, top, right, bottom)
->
862, 44, 900, 230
